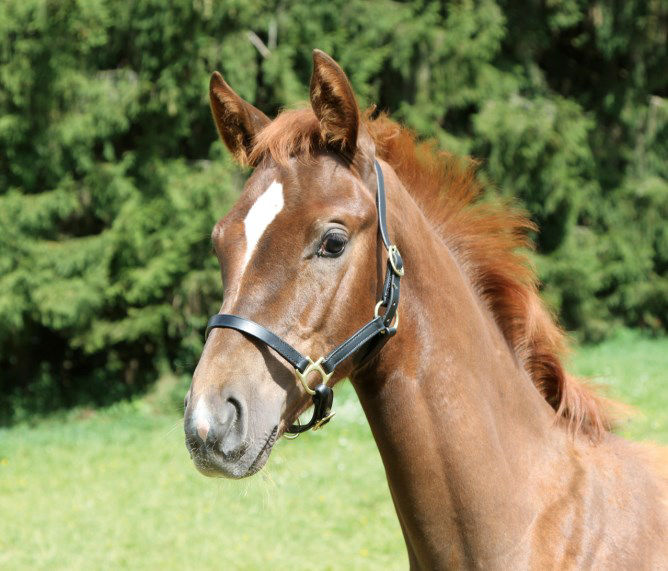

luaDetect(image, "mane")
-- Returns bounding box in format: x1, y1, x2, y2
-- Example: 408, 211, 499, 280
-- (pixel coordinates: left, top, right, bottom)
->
250, 107, 615, 438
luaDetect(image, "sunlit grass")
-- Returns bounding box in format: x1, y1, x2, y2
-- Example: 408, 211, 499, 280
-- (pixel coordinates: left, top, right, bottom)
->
1, 331, 666, 569
569, 329, 668, 442
0, 383, 402, 570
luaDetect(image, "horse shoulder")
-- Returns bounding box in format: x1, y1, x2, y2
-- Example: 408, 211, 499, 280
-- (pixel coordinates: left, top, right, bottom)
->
529, 434, 667, 568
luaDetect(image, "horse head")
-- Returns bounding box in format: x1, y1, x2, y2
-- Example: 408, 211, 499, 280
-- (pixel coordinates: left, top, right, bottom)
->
184, 51, 394, 478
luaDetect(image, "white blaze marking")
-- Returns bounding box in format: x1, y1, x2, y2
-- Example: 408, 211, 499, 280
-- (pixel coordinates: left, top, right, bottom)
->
241, 180, 284, 274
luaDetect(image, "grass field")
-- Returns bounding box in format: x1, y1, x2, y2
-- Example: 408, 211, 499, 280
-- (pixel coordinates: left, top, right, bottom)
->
1, 330, 666, 570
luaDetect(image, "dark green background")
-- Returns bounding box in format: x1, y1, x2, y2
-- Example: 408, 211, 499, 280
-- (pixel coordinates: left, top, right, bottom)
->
1, 0, 666, 423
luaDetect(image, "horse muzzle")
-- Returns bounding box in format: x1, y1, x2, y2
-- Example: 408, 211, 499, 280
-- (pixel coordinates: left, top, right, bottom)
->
184, 389, 277, 478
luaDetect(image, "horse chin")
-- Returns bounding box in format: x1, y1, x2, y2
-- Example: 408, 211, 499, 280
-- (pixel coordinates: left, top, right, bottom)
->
189, 425, 278, 479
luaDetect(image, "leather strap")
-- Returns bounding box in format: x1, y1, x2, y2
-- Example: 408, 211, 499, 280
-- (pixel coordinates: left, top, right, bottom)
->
374, 160, 392, 250
321, 315, 388, 373
203, 158, 403, 434
205, 314, 310, 373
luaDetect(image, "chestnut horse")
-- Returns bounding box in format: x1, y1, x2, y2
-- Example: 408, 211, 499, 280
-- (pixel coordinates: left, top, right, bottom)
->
184, 50, 667, 568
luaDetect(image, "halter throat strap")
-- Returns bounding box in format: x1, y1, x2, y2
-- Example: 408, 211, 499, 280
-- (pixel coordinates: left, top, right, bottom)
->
204, 159, 404, 434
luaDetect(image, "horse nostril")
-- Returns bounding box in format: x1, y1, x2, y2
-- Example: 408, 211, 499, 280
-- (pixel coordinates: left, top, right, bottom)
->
225, 397, 242, 419
216, 398, 239, 437
184, 393, 248, 458
216, 397, 246, 456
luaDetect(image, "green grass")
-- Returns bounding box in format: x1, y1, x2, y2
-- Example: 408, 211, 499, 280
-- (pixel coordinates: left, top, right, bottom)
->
1, 331, 666, 570
569, 329, 668, 441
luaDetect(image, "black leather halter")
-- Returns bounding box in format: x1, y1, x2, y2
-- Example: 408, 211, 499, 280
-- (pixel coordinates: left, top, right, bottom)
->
205, 160, 404, 435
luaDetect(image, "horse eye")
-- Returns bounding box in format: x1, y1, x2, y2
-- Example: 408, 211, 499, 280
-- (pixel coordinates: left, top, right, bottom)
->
318, 231, 348, 258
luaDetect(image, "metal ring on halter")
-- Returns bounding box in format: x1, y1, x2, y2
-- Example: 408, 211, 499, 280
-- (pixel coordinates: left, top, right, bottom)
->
293, 357, 333, 395
388, 245, 404, 276
374, 300, 400, 331
284, 418, 301, 439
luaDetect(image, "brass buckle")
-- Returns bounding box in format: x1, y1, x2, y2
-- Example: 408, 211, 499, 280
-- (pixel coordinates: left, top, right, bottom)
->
293, 357, 333, 396
312, 410, 336, 430
388, 245, 404, 276
374, 300, 399, 332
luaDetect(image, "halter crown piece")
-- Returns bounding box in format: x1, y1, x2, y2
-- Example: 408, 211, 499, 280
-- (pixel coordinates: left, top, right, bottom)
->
204, 160, 404, 435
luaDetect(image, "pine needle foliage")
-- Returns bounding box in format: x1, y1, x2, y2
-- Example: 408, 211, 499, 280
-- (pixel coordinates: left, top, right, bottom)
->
0, 0, 665, 421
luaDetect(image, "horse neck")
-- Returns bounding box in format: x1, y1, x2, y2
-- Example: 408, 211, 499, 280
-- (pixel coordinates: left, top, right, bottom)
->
352, 168, 565, 568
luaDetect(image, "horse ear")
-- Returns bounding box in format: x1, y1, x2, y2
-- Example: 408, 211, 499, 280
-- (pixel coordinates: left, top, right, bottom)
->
310, 49, 359, 161
209, 71, 270, 165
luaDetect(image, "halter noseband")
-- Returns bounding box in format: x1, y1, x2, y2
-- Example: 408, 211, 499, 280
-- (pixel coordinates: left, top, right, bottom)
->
204, 159, 404, 435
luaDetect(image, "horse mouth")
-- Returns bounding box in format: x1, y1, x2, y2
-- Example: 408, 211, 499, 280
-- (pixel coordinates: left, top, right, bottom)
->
246, 425, 278, 476
187, 426, 278, 479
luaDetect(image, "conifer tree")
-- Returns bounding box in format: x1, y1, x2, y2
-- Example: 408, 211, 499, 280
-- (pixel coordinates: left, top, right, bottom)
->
1, 0, 665, 421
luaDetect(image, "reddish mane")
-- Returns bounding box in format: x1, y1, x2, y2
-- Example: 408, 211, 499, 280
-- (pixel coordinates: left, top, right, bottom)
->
250, 107, 613, 438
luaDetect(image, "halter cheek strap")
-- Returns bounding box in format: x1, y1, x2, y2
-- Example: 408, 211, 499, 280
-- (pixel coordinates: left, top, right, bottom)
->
204, 159, 404, 435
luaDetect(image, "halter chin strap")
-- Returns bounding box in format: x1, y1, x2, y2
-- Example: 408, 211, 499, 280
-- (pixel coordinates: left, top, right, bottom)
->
204, 159, 404, 435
